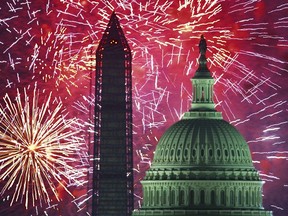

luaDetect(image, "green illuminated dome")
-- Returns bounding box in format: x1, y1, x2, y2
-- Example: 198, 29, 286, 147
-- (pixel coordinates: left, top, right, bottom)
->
133, 35, 272, 216
152, 118, 255, 169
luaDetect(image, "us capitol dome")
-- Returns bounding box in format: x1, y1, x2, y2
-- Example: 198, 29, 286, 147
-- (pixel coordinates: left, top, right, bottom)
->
133, 35, 272, 216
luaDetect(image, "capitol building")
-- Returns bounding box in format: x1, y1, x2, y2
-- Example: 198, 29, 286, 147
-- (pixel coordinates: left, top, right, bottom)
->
133, 35, 272, 216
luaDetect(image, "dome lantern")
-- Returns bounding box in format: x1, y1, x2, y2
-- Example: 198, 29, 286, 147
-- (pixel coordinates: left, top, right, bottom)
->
190, 35, 216, 112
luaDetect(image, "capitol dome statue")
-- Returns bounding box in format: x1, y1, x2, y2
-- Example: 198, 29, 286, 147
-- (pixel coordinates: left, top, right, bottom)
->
133, 35, 272, 216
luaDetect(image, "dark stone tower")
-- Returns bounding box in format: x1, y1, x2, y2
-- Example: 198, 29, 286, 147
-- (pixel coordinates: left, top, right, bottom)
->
92, 12, 133, 216
133, 35, 272, 216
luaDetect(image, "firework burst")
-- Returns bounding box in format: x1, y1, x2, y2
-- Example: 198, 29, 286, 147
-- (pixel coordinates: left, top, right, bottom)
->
0, 87, 81, 209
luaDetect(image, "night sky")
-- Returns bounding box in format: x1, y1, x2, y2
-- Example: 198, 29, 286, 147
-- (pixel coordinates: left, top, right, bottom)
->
0, 1, 287, 216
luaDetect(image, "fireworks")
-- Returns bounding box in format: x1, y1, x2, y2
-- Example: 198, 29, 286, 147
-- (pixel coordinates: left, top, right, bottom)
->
0, 87, 81, 209
0, 0, 287, 215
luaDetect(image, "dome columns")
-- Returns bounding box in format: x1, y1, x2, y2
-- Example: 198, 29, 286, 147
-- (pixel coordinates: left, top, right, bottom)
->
141, 181, 264, 209
191, 78, 215, 111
